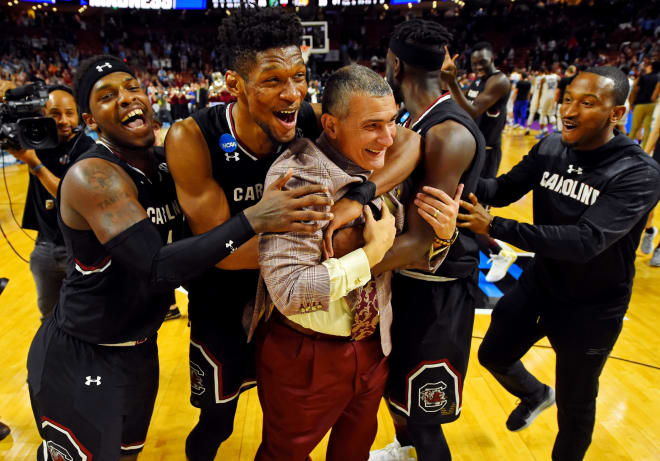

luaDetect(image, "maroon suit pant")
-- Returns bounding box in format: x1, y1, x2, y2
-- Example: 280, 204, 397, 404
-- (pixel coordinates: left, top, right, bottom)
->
255, 320, 388, 461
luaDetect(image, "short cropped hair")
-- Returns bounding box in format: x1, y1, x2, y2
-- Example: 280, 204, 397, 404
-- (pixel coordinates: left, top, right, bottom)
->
583, 66, 629, 105
217, 7, 302, 78
47, 84, 74, 97
472, 41, 493, 53
322, 65, 393, 119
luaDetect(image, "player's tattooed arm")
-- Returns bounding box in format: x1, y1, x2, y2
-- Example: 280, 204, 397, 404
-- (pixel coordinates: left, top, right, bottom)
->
59, 157, 148, 244
372, 121, 472, 275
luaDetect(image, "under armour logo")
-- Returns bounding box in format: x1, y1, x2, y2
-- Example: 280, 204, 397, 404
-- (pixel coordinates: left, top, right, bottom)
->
85, 376, 101, 386
225, 152, 240, 162
96, 62, 112, 72
567, 164, 583, 175
225, 240, 236, 253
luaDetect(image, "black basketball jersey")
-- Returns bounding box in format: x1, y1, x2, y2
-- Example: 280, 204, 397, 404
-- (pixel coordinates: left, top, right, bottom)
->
399, 93, 486, 279
55, 143, 183, 344
187, 102, 319, 321
466, 71, 509, 148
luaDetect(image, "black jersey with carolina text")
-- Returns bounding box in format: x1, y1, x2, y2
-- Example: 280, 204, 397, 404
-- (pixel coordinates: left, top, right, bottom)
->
477, 133, 660, 318
399, 93, 487, 279
187, 102, 319, 322
466, 71, 509, 148
55, 144, 183, 344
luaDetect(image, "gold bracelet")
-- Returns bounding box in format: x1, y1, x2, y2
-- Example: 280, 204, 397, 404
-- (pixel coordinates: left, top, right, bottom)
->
429, 243, 450, 260
432, 228, 459, 249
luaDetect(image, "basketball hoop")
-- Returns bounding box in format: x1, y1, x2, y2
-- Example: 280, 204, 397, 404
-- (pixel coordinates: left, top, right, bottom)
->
301, 44, 312, 64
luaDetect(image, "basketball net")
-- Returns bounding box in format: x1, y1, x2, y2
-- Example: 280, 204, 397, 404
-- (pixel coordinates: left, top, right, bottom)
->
301, 45, 312, 64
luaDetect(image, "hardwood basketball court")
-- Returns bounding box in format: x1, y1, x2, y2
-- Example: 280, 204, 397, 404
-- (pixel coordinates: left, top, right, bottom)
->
1, 129, 658, 460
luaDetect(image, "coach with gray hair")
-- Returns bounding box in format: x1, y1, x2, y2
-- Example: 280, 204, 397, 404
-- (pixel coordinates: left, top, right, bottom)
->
251, 64, 456, 461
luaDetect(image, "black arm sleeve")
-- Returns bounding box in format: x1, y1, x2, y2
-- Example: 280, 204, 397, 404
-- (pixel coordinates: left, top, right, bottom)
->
476, 143, 542, 206
343, 180, 377, 205
103, 212, 255, 287
490, 165, 660, 262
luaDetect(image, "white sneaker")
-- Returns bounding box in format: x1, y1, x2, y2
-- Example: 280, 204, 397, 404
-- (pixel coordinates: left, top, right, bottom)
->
369, 439, 415, 461
641, 227, 658, 254
486, 243, 518, 283
651, 247, 660, 267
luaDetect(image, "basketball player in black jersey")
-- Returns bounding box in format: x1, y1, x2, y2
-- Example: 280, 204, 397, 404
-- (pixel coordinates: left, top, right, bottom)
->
165, 8, 422, 461
440, 42, 510, 179
457, 67, 660, 460
26, 55, 333, 461
366, 20, 486, 461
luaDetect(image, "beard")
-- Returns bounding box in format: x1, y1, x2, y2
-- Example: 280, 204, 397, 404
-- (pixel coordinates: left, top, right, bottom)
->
391, 84, 404, 105
255, 117, 290, 146
385, 69, 403, 105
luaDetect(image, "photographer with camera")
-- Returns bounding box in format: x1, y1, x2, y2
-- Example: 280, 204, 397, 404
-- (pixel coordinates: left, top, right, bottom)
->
3, 85, 95, 319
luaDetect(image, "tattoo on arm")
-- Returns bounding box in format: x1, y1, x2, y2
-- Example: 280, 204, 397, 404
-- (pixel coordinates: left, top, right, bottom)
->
73, 159, 146, 241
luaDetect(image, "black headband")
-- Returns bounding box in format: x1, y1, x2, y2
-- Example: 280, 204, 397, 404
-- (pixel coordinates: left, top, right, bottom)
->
77, 57, 136, 114
389, 38, 446, 71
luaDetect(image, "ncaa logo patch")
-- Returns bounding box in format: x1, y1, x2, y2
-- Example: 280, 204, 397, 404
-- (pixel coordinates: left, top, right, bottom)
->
399, 111, 410, 124
220, 133, 238, 154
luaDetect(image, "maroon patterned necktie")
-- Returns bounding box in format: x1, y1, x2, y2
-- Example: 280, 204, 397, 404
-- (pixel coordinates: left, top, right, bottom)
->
350, 279, 379, 340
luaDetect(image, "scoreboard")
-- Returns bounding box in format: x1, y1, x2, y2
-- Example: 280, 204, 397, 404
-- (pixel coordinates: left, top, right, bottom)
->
84, 0, 206, 8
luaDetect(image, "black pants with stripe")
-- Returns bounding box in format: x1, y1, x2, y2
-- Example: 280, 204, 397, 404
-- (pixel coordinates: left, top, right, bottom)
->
478, 282, 623, 461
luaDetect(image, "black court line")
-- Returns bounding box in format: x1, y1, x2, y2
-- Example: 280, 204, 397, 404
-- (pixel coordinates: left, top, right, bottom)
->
471, 335, 660, 371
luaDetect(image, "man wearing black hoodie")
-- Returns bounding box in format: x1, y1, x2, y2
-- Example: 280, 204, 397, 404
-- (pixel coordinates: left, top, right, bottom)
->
452, 67, 660, 460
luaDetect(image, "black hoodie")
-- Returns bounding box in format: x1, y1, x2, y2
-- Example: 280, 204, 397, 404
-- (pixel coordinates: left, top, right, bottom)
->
477, 133, 660, 319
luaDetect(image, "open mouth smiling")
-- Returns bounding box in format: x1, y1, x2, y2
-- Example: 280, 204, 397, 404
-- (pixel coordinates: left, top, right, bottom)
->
121, 108, 146, 129
273, 108, 297, 124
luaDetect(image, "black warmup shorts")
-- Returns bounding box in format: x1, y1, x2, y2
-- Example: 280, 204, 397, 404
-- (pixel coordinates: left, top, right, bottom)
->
387, 272, 477, 425
27, 317, 158, 460
187, 269, 257, 409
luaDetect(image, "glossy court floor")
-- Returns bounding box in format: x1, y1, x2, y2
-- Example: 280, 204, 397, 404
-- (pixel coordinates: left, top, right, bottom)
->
0, 128, 658, 460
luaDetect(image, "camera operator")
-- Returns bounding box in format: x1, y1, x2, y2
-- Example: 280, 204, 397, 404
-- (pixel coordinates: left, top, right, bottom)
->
5, 85, 95, 320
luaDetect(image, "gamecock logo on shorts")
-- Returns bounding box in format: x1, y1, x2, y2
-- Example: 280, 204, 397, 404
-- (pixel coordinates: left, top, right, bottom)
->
47, 441, 73, 461
419, 381, 448, 413
190, 360, 206, 396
